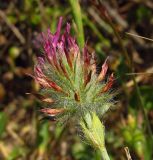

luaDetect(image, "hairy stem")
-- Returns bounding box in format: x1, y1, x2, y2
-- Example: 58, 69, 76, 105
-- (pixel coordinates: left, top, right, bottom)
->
100, 147, 110, 160
80, 113, 110, 160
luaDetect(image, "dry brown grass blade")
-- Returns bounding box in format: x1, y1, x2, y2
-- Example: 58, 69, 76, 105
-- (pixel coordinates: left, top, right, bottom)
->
126, 66, 153, 88
0, 10, 26, 44
126, 32, 153, 42
124, 147, 132, 160
0, 142, 10, 159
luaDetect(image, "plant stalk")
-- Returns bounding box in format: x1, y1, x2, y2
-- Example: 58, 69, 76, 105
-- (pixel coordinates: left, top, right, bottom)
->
100, 147, 110, 160
80, 113, 110, 160
69, 0, 85, 49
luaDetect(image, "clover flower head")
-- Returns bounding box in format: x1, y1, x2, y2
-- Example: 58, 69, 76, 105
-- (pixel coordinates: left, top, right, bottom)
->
33, 17, 115, 123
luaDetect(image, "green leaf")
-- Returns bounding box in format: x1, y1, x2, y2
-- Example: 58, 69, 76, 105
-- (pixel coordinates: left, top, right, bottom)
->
7, 147, 26, 160
72, 142, 95, 160
0, 112, 8, 137
37, 122, 50, 153
130, 85, 153, 110
136, 6, 152, 22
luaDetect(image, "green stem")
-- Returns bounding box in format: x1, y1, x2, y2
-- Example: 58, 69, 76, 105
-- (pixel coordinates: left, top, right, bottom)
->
100, 147, 110, 160
80, 113, 110, 160
69, 0, 85, 49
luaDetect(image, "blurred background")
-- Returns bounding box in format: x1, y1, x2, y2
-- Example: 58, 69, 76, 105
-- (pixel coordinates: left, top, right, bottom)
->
0, 0, 153, 160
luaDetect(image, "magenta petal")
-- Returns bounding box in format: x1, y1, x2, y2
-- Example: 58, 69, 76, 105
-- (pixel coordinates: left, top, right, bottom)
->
52, 17, 63, 47
83, 44, 90, 65
38, 57, 45, 65
47, 29, 53, 44
57, 41, 65, 54
44, 41, 52, 58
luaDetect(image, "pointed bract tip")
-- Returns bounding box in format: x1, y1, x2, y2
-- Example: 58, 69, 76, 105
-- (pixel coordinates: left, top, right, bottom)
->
40, 108, 65, 116
101, 73, 115, 93
97, 57, 109, 82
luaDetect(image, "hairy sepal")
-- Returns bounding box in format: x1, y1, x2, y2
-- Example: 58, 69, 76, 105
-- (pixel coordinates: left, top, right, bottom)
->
80, 112, 105, 150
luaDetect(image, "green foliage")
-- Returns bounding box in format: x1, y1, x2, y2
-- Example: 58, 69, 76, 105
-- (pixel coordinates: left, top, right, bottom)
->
72, 142, 101, 160
7, 147, 27, 160
37, 122, 50, 153
121, 114, 152, 160
0, 112, 7, 137
83, 15, 110, 47
130, 85, 153, 110
136, 6, 152, 22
